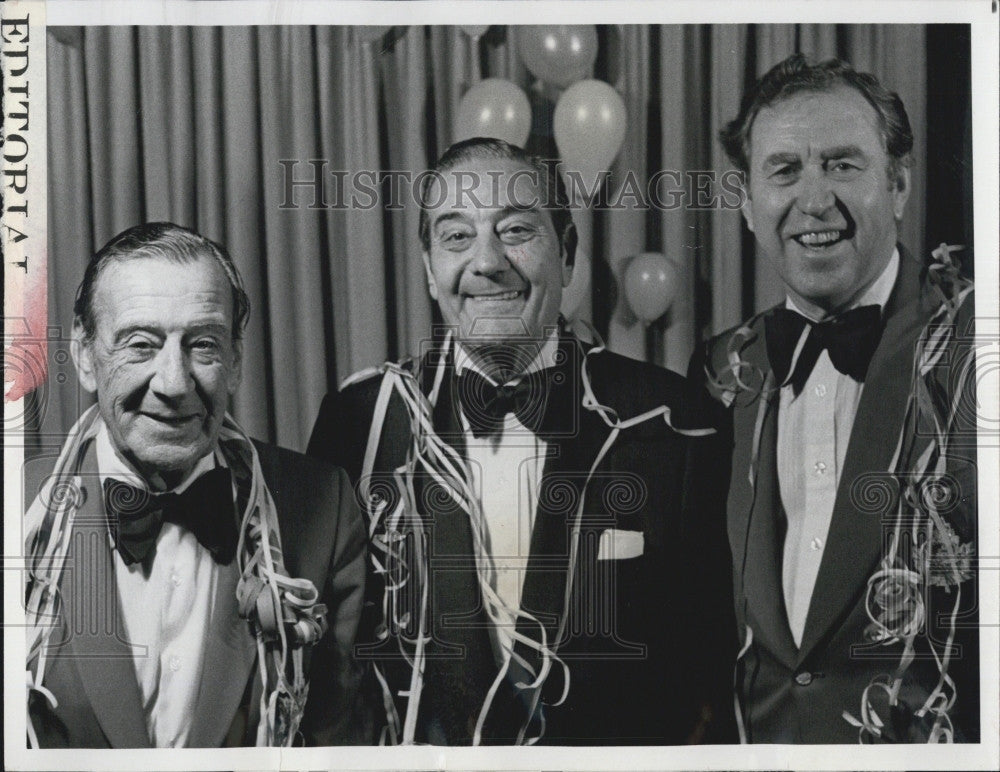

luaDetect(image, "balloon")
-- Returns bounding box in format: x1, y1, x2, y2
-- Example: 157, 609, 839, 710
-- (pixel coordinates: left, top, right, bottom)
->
455, 78, 532, 147
354, 26, 394, 44
554, 80, 627, 194
623, 253, 679, 323
560, 248, 591, 320
460, 25, 490, 38
518, 26, 598, 88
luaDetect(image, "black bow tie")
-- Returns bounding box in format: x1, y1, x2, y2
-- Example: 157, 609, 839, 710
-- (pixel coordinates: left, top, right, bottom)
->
456, 364, 572, 439
103, 466, 238, 566
764, 305, 883, 396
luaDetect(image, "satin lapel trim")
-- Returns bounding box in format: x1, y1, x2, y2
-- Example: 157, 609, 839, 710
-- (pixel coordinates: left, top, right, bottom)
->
63, 445, 151, 748
798, 250, 934, 661
725, 318, 799, 667
419, 349, 505, 740
185, 559, 258, 747
516, 344, 614, 679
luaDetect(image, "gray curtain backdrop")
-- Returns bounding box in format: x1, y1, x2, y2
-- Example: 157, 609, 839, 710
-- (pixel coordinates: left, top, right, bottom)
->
40, 24, 962, 453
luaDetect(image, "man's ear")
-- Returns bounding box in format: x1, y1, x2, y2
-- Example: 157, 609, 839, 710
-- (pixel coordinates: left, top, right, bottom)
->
561, 223, 578, 288
422, 251, 438, 301
740, 178, 755, 233
892, 164, 911, 221
70, 320, 98, 393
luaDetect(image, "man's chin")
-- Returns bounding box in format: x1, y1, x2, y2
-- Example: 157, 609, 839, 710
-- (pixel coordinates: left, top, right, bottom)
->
462, 316, 536, 340
127, 441, 213, 486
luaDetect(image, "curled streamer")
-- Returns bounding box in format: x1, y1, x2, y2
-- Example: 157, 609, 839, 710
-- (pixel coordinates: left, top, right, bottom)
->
868, 571, 924, 641
703, 322, 770, 407
41, 477, 85, 511
919, 474, 961, 515
537, 477, 579, 516
378, 530, 413, 592
601, 475, 646, 515
421, 480, 456, 512
362, 476, 401, 516
850, 473, 896, 515
950, 344, 987, 432
102, 479, 150, 515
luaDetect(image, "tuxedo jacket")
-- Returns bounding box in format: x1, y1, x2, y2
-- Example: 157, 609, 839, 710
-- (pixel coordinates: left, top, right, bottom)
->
693, 247, 979, 743
308, 334, 738, 745
25, 440, 368, 748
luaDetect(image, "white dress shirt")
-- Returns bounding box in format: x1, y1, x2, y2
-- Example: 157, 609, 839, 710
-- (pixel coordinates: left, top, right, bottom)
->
97, 425, 236, 747
455, 333, 559, 659
778, 249, 899, 647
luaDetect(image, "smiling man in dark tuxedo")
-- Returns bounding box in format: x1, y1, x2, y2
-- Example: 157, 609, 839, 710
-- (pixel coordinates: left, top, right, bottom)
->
692, 55, 978, 743
25, 222, 367, 747
308, 137, 737, 745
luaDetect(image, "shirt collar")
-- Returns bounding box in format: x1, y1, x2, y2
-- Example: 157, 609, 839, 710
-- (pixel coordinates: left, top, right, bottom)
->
786, 247, 899, 320
95, 422, 218, 494
453, 329, 561, 386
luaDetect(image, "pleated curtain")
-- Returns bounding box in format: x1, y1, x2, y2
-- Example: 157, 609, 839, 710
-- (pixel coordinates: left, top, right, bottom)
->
44, 24, 932, 452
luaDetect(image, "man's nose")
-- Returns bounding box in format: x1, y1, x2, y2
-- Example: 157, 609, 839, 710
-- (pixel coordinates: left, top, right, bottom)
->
469, 234, 509, 275
149, 341, 193, 399
795, 171, 836, 217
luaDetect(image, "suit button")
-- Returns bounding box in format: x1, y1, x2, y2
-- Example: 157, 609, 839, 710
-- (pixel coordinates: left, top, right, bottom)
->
794, 671, 813, 686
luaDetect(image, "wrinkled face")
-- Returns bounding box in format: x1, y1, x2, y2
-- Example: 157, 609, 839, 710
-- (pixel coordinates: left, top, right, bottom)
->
422, 157, 572, 349
742, 86, 910, 317
73, 255, 242, 488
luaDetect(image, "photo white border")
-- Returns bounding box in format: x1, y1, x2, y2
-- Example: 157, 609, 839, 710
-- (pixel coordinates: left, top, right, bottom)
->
4, 1, 998, 770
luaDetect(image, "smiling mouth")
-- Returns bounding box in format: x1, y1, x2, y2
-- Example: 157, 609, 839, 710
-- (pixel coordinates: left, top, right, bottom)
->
141, 412, 200, 427
791, 229, 847, 248
466, 290, 524, 301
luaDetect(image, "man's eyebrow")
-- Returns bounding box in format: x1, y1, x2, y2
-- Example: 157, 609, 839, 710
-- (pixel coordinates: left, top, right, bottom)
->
761, 152, 801, 168
821, 145, 868, 160
431, 211, 469, 231
184, 321, 231, 336
497, 204, 542, 218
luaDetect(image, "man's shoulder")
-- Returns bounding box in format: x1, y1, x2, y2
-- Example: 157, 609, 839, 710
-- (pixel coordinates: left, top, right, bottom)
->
334, 358, 418, 409
252, 438, 349, 489
586, 347, 708, 427
696, 309, 773, 383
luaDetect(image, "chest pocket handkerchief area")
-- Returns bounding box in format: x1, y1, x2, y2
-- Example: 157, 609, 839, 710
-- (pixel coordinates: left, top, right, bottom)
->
596, 528, 644, 561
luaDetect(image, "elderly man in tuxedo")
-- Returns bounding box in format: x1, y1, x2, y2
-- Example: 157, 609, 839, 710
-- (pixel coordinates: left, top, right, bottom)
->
692, 54, 978, 743
25, 222, 367, 747
308, 137, 736, 745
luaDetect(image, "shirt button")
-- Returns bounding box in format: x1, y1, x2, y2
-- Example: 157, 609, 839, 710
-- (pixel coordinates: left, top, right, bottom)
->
810, 537, 824, 551
813, 461, 827, 475
794, 671, 813, 686
170, 572, 181, 587
814, 384, 827, 397
169, 655, 181, 672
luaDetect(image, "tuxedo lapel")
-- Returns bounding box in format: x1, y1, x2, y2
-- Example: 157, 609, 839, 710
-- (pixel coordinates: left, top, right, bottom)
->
184, 559, 258, 747
508, 339, 614, 710
62, 444, 151, 748
522, 342, 607, 631
415, 349, 502, 742
725, 322, 798, 666
798, 248, 935, 660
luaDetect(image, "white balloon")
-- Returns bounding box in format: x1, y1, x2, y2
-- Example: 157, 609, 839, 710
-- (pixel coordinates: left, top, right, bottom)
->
554, 80, 627, 196
622, 252, 679, 323
461, 25, 490, 38
455, 78, 532, 147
